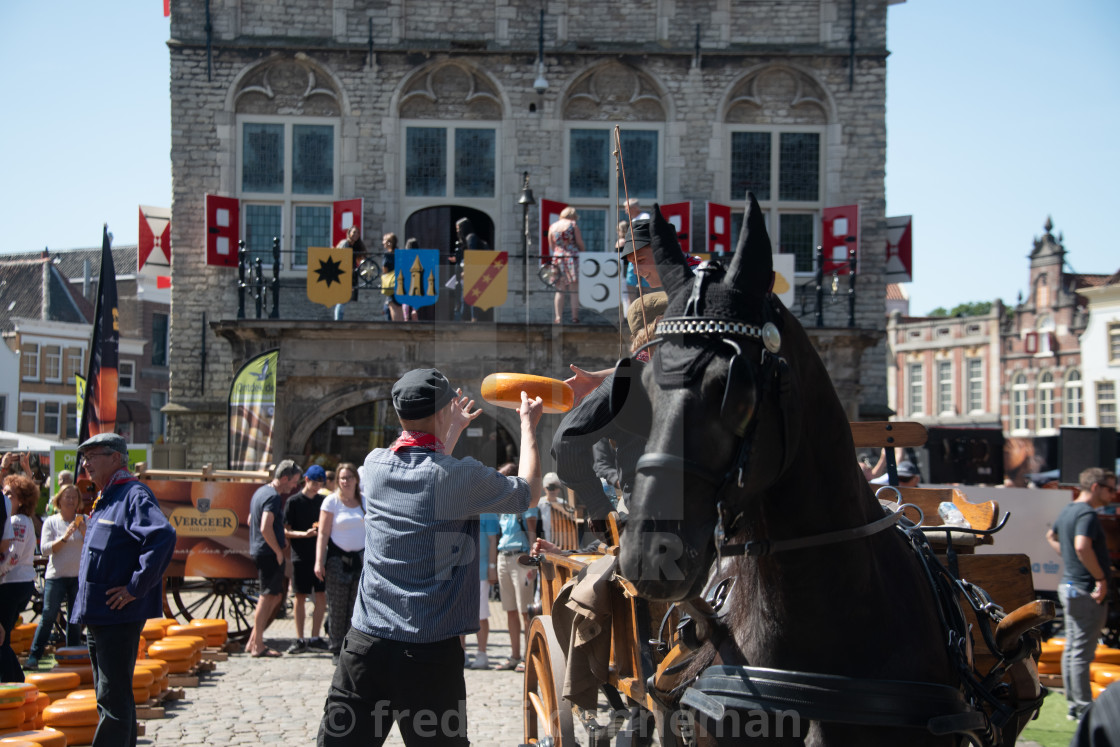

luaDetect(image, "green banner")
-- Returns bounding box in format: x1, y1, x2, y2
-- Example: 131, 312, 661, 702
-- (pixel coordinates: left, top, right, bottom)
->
228, 350, 279, 470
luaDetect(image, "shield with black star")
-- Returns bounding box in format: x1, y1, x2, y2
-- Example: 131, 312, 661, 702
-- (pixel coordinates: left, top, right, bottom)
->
462, 250, 508, 311
307, 246, 352, 307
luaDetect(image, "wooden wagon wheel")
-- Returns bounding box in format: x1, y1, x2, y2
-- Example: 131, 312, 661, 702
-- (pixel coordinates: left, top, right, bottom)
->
164, 575, 259, 640
523, 615, 575, 746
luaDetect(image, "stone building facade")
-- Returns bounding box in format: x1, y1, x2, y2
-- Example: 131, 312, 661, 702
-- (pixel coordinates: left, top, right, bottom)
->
167, 0, 899, 468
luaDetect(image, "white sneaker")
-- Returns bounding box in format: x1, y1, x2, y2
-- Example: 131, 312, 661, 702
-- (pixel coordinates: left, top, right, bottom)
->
470, 652, 489, 670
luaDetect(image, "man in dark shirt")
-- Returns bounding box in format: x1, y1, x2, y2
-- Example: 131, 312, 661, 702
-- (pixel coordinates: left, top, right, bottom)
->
247, 459, 301, 657
285, 465, 328, 653
1046, 466, 1116, 719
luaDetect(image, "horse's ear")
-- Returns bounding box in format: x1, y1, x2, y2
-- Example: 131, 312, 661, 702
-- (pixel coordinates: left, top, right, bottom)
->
650, 203, 694, 297
725, 192, 773, 295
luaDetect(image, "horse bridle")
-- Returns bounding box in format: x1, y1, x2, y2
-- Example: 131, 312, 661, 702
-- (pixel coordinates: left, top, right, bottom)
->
633, 284, 797, 533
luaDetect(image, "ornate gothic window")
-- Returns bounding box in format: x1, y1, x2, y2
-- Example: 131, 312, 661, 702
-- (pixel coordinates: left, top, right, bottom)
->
235, 57, 342, 269
1064, 369, 1084, 426
724, 66, 829, 273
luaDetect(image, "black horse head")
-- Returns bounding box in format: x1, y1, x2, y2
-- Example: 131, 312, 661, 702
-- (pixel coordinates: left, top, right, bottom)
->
617, 195, 803, 601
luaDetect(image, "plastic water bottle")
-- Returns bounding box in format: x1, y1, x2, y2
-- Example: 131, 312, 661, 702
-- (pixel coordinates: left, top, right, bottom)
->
937, 502, 970, 528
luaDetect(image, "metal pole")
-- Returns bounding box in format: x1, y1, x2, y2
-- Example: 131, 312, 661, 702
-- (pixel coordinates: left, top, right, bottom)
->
523, 203, 530, 325
847, 246, 857, 328
237, 240, 246, 319
815, 245, 824, 327
270, 236, 280, 319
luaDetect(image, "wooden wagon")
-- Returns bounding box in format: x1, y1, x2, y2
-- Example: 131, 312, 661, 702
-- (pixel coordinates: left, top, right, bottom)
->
523, 422, 1052, 746
138, 463, 273, 640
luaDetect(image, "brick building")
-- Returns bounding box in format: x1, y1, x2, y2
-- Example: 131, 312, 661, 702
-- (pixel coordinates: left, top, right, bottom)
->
167, 0, 902, 467
0, 248, 172, 444
887, 218, 1113, 440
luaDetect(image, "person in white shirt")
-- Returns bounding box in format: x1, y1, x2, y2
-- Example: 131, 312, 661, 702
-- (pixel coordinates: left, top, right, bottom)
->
314, 462, 366, 663
26, 484, 87, 670
1, 473, 39, 681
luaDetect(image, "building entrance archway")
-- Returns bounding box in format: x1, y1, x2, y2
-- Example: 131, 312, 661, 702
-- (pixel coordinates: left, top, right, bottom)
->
404, 206, 495, 321
300, 396, 517, 471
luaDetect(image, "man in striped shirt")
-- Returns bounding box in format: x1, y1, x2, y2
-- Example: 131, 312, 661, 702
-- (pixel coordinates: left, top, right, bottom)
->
318, 368, 543, 746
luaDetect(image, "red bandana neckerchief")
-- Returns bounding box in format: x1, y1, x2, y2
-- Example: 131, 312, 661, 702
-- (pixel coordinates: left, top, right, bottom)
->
91, 468, 137, 514
391, 431, 445, 454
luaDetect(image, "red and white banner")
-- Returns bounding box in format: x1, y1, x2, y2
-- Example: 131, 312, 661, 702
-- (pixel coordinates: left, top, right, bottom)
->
539, 199, 568, 265
885, 215, 913, 284
206, 194, 240, 267
138, 205, 171, 282
821, 205, 860, 275
332, 199, 363, 247
659, 201, 691, 256
706, 202, 732, 256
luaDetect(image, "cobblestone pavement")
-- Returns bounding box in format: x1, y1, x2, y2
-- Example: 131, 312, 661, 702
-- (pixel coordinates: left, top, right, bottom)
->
139, 599, 525, 746
133, 598, 1047, 746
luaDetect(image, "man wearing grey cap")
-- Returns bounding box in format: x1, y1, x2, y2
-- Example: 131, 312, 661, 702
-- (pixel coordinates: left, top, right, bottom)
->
318, 368, 543, 746
71, 432, 176, 747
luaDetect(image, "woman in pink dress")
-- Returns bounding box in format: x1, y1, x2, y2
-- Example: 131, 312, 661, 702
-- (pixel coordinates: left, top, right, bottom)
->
548, 207, 586, 324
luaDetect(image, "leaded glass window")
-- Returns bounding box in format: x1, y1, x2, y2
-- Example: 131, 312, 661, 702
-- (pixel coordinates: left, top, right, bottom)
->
242, 123, 284, 193
244, 204, 282, 265
617, 130, 659, 200
730, 132, 771, 201
779, 133, 819, 201
569, 129, 611, 198
578, 209, 608, 254
293, 205, 332, 267
454, 129, 495, 197
780, 214, 815, 273
292, 124, 334, 195
406, 127, 447, 197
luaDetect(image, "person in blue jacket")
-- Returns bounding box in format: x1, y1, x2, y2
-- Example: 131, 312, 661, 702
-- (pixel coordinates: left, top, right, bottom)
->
71, 432, 176, 747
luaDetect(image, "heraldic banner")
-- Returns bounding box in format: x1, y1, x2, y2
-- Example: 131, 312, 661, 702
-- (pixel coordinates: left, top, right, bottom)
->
462, 250, 508, 310
393, 248, 440, 308
228, 349, 279, 470
307, 246, 353, 307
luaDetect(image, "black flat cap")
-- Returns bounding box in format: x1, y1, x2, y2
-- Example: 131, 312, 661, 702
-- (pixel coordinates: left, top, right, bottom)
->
621, 219, 652, 258
392, 368, 455, 420
77, 432, 128, 455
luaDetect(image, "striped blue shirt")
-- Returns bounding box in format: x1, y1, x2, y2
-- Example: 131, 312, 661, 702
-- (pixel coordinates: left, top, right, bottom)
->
353, 446, 531, 643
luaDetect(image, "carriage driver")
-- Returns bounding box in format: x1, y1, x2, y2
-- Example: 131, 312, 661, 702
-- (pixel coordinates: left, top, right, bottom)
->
552, 216, 686, 533
318, 368, 543, 747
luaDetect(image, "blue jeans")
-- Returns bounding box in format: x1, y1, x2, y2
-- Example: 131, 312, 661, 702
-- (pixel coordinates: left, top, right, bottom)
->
30, 575, 82, 659
0, 581, 34, 682
1058, 582, 1109, 717
88, 619, 145, 747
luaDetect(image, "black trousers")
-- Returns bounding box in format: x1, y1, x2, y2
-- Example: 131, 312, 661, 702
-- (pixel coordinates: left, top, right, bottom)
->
318, 628, 468, 746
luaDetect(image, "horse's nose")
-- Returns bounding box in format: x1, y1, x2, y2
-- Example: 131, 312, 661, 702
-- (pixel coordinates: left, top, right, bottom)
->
618, 522, 708, 602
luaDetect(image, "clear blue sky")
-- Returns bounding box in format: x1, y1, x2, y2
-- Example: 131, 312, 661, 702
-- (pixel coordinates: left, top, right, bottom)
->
1, 1, 1117, 316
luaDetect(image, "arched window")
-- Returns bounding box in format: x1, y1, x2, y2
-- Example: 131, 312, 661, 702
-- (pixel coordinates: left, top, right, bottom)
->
1037, 371, 1055, 433
1064, 369, 1083, 426
234, 57, 342, 270
724, 65, 829, 272
1011, 372, 1030, 434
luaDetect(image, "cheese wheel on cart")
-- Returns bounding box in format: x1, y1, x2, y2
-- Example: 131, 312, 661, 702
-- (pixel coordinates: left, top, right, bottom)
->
480, 373, 574, 414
